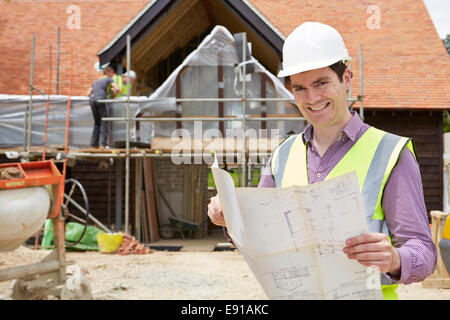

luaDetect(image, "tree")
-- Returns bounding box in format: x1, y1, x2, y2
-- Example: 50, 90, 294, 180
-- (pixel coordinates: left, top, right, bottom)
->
444, 111, 450, 133
443, 35, 450, 133
443, 34, 450, 56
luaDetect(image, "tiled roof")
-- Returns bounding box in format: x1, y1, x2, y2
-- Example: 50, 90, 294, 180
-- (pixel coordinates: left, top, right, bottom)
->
0, 0, 448, 109
0, 0, 148, 96
249, 0, 450, 109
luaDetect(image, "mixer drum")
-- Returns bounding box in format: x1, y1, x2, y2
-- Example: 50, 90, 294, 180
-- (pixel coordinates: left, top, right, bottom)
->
0, 187, 50, 252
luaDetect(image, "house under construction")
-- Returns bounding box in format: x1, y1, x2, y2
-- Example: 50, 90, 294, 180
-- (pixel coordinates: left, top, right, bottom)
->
0, 0, 448, 243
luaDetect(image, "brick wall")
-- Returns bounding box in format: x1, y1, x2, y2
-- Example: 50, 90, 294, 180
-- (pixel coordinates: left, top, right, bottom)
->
67, 158, 136, 233
68, 157, 210, 237
153, 158, 185, 194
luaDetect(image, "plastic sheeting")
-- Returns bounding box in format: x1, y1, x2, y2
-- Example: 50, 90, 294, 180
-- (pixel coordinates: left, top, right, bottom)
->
135, 26, 304, 143
0, 26, 304, 149
0, 95, 150, 148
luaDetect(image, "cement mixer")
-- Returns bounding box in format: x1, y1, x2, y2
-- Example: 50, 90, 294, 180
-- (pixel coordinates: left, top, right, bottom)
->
0, 160, 92, 299
0, 186, 50, 252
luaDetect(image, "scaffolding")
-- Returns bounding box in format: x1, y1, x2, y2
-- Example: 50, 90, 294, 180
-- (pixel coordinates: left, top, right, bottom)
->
2, 28, 366, 240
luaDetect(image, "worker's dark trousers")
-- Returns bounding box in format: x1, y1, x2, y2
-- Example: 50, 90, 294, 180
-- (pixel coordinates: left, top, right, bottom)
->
89, 97, 109, 147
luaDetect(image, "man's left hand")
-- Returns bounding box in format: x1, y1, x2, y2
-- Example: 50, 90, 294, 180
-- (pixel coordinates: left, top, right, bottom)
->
343, 233, 401, 276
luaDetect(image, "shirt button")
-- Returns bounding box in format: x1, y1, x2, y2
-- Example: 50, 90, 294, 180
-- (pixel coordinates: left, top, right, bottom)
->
317, 173, 321, 178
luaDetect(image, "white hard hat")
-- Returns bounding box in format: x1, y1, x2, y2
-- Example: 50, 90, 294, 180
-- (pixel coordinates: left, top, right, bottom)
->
122, 70, 137, 79
278, 22, 351, 77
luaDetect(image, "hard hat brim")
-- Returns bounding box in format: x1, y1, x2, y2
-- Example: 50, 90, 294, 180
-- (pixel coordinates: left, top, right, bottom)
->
278, 57, 351, 78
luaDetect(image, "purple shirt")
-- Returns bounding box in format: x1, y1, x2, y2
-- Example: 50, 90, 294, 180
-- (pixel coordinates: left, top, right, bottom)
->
255, 112, 437, 284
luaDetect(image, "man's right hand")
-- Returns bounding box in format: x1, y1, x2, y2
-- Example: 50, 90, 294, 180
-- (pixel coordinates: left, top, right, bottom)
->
207, 194, 226, 226
111, 83, 120, 97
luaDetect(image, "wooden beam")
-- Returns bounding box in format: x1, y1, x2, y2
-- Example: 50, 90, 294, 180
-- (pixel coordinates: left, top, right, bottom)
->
422, 210, 450, 288
141, 190, 149, 243
134, 158, 143, 242
115, 159, 123, 232
207, 0, 280, 74
143, 158, 160, 242
0, 260, 61, 282
201, 0, 215, 26
139, 9, 209, 73
132, 0, 200, 63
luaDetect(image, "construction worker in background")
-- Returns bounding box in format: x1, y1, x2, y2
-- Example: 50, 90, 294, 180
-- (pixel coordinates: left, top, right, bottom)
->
116, 70, 137, 98
207, 22, 437, 300
107, 67, 123, 99
87, 67, 120, 148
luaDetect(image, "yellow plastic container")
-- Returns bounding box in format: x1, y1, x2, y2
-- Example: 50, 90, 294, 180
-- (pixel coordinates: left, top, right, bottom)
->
443, 218, 450, 240
97, 232, 123, 253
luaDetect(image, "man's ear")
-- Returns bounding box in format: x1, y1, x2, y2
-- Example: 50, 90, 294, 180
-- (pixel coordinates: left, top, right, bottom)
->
343, 68, 352, 91
284, 76, 292, 92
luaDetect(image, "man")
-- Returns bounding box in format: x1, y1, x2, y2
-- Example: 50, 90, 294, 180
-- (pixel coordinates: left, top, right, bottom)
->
116, 70, 137, 98
207, 22, 436, 300
87, 67, 119, 148
106, 67, 123, 99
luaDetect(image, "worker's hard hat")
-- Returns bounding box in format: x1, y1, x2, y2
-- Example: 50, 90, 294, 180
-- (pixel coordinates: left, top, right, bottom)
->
122, 70, 137, 79
278, 22, 351, 77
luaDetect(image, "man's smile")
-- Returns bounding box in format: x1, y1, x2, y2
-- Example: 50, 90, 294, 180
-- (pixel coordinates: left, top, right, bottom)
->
307, 101, 330, 112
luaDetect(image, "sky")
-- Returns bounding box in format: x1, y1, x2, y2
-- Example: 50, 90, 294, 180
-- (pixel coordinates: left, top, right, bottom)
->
423, 0, 450, 39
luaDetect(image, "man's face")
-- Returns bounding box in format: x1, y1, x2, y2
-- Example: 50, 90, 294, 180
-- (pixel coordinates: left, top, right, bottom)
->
123, 76, 136, 84
290, 66, 351, 129
104, 69, 114, 78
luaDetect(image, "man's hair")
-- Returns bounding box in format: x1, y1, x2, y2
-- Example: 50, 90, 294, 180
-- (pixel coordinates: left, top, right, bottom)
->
328, 61, 348, 82
102, 66, 114, 75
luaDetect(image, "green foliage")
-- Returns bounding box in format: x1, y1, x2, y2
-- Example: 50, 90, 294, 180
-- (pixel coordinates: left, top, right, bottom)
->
439, 35, 449, 133
208, 167, 261, 188
250, 168, 262, 186
208, 169, 239, 188
443, 34, 450, 56
208, 170, 217, 188
444, 111, 450, 133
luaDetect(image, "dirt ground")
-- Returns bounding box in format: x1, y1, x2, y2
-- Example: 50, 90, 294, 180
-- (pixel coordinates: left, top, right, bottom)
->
1, 245, 449, 300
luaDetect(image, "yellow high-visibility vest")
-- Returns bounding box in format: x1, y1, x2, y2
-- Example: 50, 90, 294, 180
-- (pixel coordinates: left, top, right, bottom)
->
270, 126, 417, 300
115, 82, 133, 98
107, 75, 123, 98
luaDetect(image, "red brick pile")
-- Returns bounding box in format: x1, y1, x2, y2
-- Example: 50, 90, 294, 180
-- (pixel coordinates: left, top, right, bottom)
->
117, 233, 152, 255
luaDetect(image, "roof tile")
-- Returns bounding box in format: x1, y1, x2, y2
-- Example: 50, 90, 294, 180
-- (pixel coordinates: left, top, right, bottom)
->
0, 0, 448, 110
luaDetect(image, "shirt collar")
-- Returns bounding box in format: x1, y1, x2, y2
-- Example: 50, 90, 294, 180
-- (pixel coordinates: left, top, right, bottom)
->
301, 111, 363, 145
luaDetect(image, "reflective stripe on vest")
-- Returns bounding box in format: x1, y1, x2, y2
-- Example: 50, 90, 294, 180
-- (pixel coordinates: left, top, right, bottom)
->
270, 127, 417, 300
